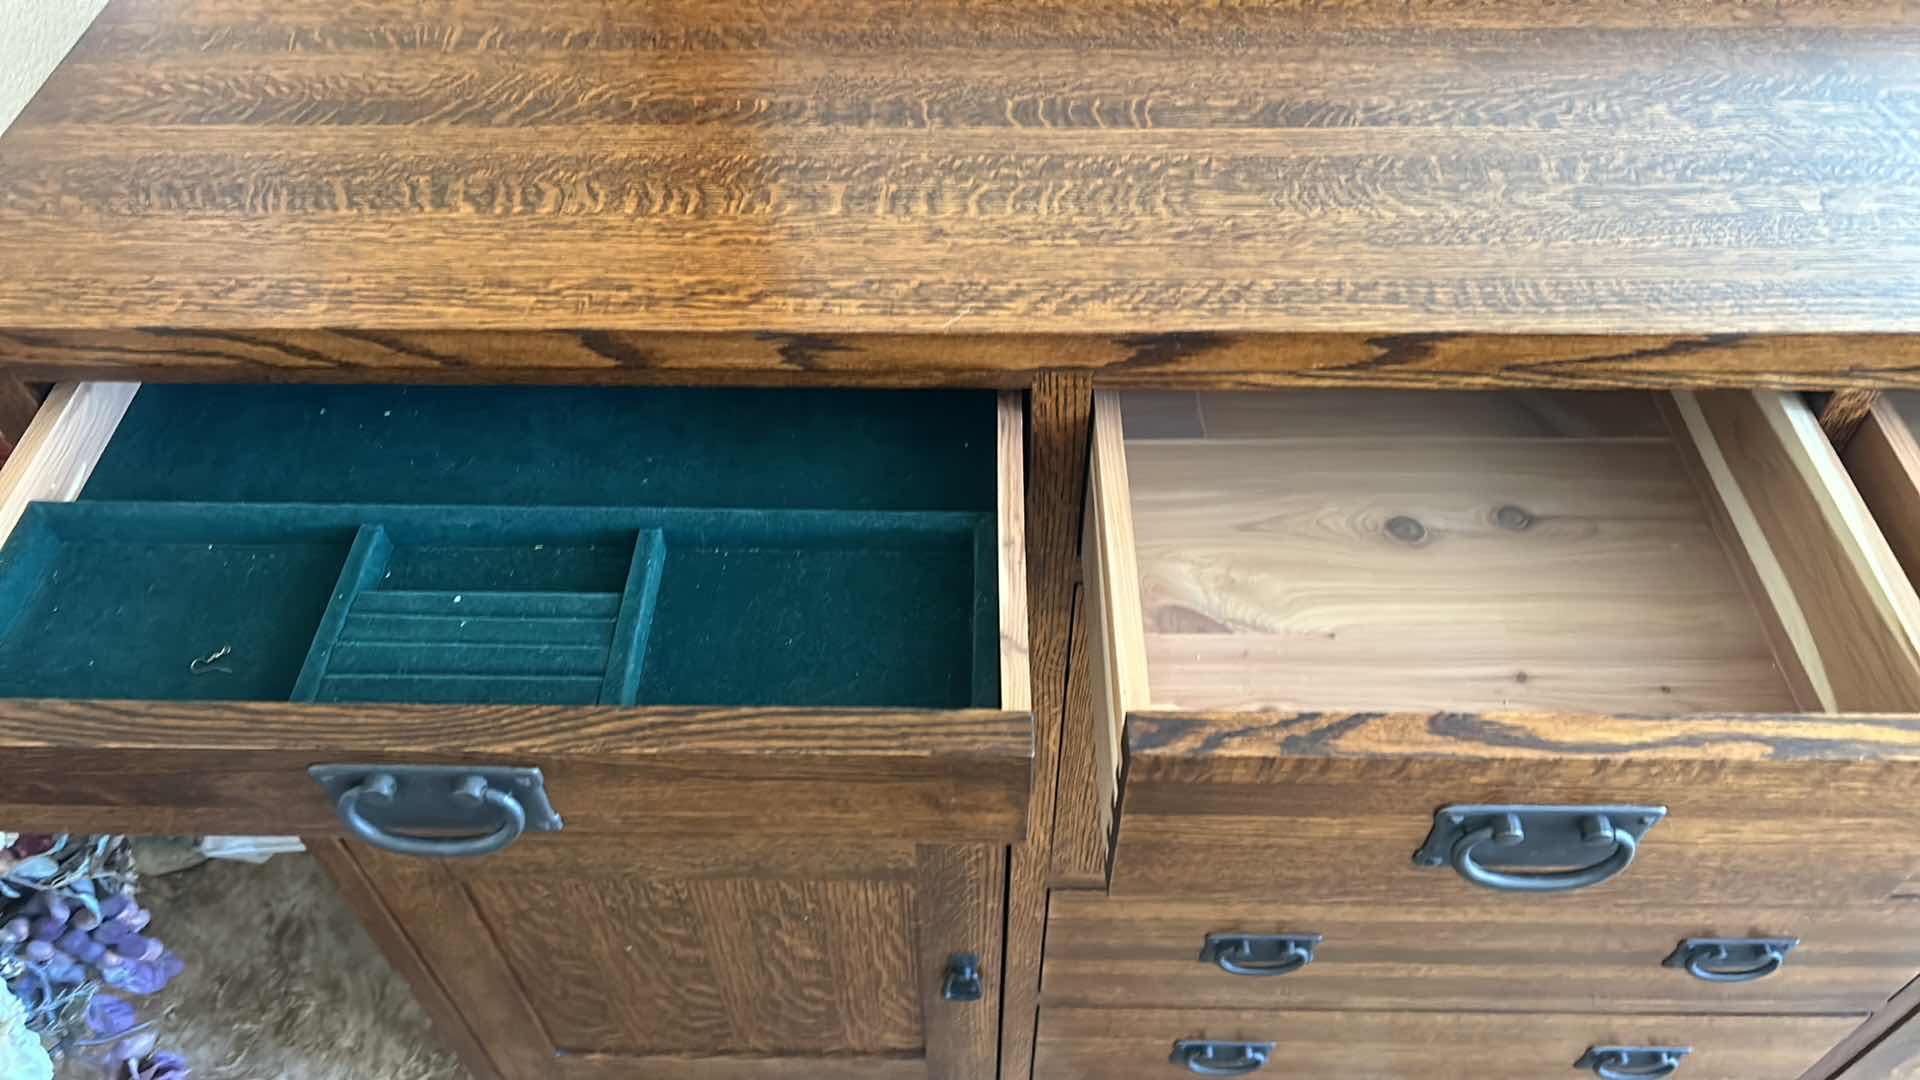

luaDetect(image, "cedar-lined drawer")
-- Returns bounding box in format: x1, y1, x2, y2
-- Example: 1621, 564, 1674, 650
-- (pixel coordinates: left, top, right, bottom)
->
1081, 389, 1920, 904
0, 383, 1034, 842
1043, 893, 1920, 1015
1034, 1006, 1862, 1080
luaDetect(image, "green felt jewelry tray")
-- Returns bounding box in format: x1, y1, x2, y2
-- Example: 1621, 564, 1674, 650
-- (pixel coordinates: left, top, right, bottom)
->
0, 501, 996, 708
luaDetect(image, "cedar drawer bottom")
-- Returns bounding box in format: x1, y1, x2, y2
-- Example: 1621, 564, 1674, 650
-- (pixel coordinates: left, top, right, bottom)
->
1079, 389, 1920, 908
1032, 1007, 1862, 1080
1041, 894, 1920, 1016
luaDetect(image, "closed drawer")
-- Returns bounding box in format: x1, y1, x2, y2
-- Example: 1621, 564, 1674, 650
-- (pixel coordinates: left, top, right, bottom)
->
1084, 389, 1920, 904
1043, 893, 1920, 1015
1034, 1006, 1862, 1080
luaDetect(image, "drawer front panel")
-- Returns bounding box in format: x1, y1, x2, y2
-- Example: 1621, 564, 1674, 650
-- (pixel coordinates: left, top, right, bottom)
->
1034, 1007, 1862, 1080
1044, 894, 1920, 1014
1111, 715, 1920, 904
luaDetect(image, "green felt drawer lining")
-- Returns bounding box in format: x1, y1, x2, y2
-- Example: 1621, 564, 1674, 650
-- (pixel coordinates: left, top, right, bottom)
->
0, 502, 993, 709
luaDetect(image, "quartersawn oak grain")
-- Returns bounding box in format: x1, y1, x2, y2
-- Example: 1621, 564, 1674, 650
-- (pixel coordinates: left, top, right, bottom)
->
1111, 709, 1920, 903
1034, 1007, 1862, 1080
2, 1, 1918, 334
1043, 893, 1920, 1015
11, 332, 1920, 390
1001, 371, 1091, 1080
340, 838, 1000, 1080
0, 701, 1030, 840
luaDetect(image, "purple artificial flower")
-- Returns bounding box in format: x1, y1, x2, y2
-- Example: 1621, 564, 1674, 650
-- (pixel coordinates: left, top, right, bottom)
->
123, 1051, 190, 1080
85, 993, 139, 1037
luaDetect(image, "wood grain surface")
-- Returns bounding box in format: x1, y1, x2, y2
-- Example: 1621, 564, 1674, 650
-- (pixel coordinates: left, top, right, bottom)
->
1118, 389, 1798, 715
0, 700, 1029, 839
1035, 1006, 1861, 1080
1821, 390, 1885, 450
307, 839, 506, 1080
1676, 391, 1920, 712
914, 845, 1006, 1080
1111, 710, 1920, 902
1844, 393, 1920, 589
1043, 893, 1920, 1015
2, 2, 1918, 335
1000, 372, 1091, 1080
342, 837, 995, 1080
11, 331, 1920, 390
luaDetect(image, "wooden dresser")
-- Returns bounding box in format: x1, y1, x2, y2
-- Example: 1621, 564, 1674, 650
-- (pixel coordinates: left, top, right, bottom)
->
2, 3, 1920, 1079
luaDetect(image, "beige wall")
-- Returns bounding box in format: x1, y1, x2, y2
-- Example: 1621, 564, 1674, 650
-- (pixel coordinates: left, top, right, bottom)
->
1, 0, 109, 135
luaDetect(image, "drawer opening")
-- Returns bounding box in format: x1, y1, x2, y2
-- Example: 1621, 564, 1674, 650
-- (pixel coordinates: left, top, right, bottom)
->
0, 386, 1027, 712
1091, 388, 1920, 723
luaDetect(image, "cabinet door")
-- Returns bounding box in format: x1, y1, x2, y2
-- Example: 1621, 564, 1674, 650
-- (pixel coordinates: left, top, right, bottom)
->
319, 838, 1004, 1080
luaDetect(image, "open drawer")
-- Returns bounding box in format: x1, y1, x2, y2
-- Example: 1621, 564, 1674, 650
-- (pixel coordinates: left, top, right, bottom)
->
1082, 389, 1920, 906
0, 382, 1031, 1080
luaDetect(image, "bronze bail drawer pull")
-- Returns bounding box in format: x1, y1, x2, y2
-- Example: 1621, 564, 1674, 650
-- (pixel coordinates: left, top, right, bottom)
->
1663, 938, 1800, 984
1414, 805, 1668, 894
1198, 933, 1322, 977
1575, 1045, 1692, 1079
1170, 1040, 1274, 1076
309, 764, 566, 858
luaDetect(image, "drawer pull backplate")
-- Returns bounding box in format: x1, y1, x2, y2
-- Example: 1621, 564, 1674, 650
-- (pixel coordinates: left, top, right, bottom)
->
1414, 804, 1666, 893
1198, 933, 1322, 977
1662, 937, 1799, 983
1171, 1040, 1274, 1076
1575, 1045, 1691, 1079
309, 764, 564, 858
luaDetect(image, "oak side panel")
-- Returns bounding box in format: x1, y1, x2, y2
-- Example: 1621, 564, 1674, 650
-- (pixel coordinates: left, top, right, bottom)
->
1046, 586, 1104, 888
1000, 371, 1091, 1080
1050, 390, 1145, 886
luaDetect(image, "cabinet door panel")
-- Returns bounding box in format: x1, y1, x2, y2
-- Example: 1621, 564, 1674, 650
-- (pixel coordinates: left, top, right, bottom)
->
321, 838, 1005, 1080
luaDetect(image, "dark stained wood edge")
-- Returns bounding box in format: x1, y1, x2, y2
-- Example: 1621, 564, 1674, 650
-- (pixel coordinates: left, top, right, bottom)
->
915, 844, 1007, 1080
0, 702, 1031, 840
1820, 389, 1885, 451
1124, 710, 1920, 775
1803, 973, 1920, 1080
7, 330, 1920, 391
1001, 371, 1092, 1080
307, 839, 508, 1080
0, 699, 1030, 756
0, 375, 40, 452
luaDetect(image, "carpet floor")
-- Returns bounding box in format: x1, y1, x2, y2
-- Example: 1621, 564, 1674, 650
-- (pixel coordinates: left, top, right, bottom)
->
56, 855, 468, 1080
